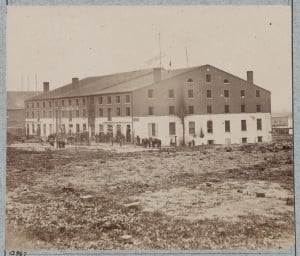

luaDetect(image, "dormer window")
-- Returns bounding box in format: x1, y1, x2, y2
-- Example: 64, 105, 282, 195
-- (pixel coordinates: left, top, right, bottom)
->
224, 79, 229, 84
187, 78, 194, 83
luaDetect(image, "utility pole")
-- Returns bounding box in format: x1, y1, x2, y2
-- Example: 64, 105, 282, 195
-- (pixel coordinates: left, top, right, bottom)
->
158, 32, 162, 68
185, 42, 189, 67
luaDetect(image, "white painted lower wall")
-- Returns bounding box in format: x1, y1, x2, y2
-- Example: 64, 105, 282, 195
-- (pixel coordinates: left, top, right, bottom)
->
25, 112, 272, 145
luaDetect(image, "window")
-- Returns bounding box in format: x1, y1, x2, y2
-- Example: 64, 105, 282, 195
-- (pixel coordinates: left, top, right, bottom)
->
241, 120, 247, 131
189, 122, 195, 135
76, 124, 80, 133
258, 136, 263, 142
99, 124, 104, 132
149, 123, 157, 137
188, 106, 194, 114
82, 98, 86, 105
148, 106, 154, 115
168, 89, 175, 98
224, 90, 229, 98
37, 102, 39, 108
61, 124, 65, 134
242, 137, 247, 143
62, 100, 64, 106
37, 111, 40, 120
241, 104, 246, 113
207, 90, 212, 98
99, 96, 103, 104
83, 109, 86, 118
116, 107, 121, 116
83, 124, 87, 131
207, 140, 214, 145
188, 89, 194, 98
32, 102, 34, 108
43, 101, 45, 108
169, 106, 175, 115
43, 111, 45, 118
257, 119, 262, 130
99, 108, 103, 117
49, 111, 52, 118
187, 78, 194, 83
207, 105, 212, 114
76, 99, 79, 106
256, 104, 261, 112
169, 122, 176, 135
32, 112, 34, 118
107, 96, 112, 104
256, 90, 260, 97
43, 124, 46, 135
67, 99, 71, 106
32, 124, 35, 134
207, 120, 213, 133
148, 89, 154, 98
76, 110, 79, 118
206, 74, 211, 83
69, 110, 72, 121
225, 105, 230, 113
241, 90, 245, 98
116, 96, 121, 104
225, 120, 230, 132
224, 79, 229, 84
126, 107, 131, 116
90, 96, 94, 104
49, 101, 52, 107
108, 108, 112, 121
26, 112, 29, 118
49, 124, 52, 134
125, 95, 131, 103
55, 101, 58, 107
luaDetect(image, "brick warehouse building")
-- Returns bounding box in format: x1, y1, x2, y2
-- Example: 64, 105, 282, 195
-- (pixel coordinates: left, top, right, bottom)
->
24, 64, 272, 146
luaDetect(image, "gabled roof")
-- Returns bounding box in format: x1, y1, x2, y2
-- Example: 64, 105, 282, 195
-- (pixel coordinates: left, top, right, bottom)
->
26, 65, 270, 101
7, 91, 42, 109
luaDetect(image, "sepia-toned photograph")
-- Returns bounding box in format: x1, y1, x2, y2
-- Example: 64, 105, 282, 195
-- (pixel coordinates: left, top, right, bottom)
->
5, 4, 294, 251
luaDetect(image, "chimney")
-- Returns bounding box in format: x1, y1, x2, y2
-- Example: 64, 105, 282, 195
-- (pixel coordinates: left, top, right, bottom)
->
43, 82, 49, 92
247, 71, 253, 84
72, 77, 79, 87
153, 68, 162, 83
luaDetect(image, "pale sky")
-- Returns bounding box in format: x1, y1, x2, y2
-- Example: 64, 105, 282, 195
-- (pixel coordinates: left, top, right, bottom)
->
7, 5, 292, 113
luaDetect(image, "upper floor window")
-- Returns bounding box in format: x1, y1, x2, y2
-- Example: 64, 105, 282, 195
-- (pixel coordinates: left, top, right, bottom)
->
90, 96, 94, 104
207, 120, 213, 133
224, 79, 229, 84
43, 101, 45, 108
187, 78, 194, 83
207, 90, 212, 99
82, 98, 86, 105
107, 96, 112, 104
76, 99, 79, 106
188, 89, 194, 98
27, 103, 30, 108
49, 101, 52, 108
68, 99, 72, 106
125, 94, 131, 103
225, 120, 230, 132
99, 96, 103, 104
224, 90, 229, 98
32, 102, 34, 108
241, 120, 247, 131
225, 105, 230, 113
83, 109, 86, 118
188, 106, 194, 114
126, 107, 131, 116
241, 104, 246, 113
148, 106, 154, 115
32, 112, 34, 118
37, 102, 40, 108
256, 90, 260, 97
256, 104, 261, 112
207, 105, 212, 114
168, 89, 175, 98
241, 90, 245, 98
116, 96, 121, 104
55, 101, 58, 107
148, 89, 154, 98
169, 122, 176, 135
257, 119, 262, 130
189, 121, 195, 135
61, 100, 64, 106
99, 108, 103, 117
116, 107, 121, 116
206, 74, 211, 83
107, 108, 112, 121
169, 106, 175, 115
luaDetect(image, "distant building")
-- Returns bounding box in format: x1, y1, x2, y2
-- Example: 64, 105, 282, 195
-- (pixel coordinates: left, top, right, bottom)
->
7, 91, 42, 136
24, 64, 272, 146
271, 113, 293, 136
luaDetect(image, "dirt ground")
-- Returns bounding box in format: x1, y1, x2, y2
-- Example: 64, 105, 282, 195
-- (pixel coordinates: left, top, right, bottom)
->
5, 141, 295, 250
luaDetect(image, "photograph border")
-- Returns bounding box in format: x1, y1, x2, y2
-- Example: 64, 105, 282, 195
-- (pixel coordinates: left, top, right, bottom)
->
0, 0, 298, 255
